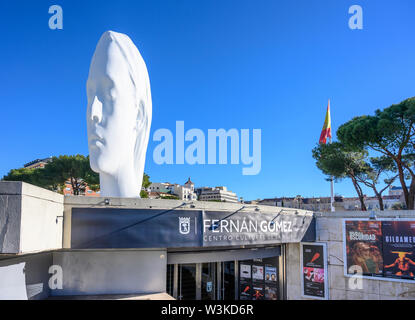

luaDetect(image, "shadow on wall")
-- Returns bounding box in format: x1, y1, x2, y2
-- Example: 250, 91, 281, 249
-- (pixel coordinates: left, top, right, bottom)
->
0, 252, 53, 300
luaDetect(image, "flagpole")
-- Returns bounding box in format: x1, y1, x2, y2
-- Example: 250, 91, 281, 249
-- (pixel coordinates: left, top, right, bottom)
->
330, 135, 335, 212
320, 98, 335, 212
329, 98, 335, 212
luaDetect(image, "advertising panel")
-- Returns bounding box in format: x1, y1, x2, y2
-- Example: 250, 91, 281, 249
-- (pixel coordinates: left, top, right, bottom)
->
344, 220, 383, 277
382, 221, 415, 280
301, 242, 328, 300
252, 286, 265, 300
343, 219, 415, 283
238, 258, 279, 300
239, 281, 252, 300
252, 265, 264, 281
265, 266, 277, 282
264, 265, 278, 300
240, 264, 251, 279
264, 285, 278, 300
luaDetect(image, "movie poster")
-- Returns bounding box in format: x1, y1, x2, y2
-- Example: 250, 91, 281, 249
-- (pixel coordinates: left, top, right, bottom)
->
239, 281, 252, 300
252, 265, 264, 281
301, 243, 327, 299
252, 285, 265, 300
240, 264, 251, 279
265, 266, 277, 282
382, 221, 415, 280
345, 220, 383, 277
264, 285, 278, 300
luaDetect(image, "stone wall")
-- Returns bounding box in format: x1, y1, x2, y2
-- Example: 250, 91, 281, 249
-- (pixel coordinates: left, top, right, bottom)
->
286, 210, 415, 300
0, 182, 63, 254
51, 249, 167, 296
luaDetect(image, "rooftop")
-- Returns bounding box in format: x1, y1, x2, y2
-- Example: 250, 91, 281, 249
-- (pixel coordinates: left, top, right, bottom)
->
23, 157, 52, 168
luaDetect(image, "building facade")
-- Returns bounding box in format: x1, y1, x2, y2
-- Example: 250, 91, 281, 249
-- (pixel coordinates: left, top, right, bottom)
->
0, 181, 313, 300
196, 186, 239, 203
2, 181, 415, 300
389, 186, 404, 196
147, 178, 197, 201
23, 157, 52, 169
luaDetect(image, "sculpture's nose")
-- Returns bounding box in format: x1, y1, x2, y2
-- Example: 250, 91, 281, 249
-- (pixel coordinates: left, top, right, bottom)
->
90, 96, 103, 123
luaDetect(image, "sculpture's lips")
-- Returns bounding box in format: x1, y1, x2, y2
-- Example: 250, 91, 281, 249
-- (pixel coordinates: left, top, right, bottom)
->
89, 134, 105, 147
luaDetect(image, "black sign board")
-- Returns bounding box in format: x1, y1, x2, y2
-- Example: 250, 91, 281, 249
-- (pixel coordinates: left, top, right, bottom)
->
71, 207, 314, 249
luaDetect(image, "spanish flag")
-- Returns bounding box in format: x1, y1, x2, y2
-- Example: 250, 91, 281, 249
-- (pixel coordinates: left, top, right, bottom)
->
319, 100, 332, 144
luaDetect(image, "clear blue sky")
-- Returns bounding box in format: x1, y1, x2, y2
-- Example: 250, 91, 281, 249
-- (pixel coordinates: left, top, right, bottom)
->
1, 0, 415, 200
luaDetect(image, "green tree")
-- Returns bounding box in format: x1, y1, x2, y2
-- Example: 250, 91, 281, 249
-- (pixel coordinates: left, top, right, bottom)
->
3, 155, 99, 195
140, 173, 151, 198
355, 156, 398, 210
312, 142, 368, 211
337, 97, 415, 209
3, 155, 152, 197
2, 167, 43, 187
140, 190, 149, 198
42, 155, 99, 195
142, 173, 151, 188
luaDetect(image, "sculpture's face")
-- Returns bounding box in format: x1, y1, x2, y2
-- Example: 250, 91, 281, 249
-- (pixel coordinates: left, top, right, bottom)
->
86, 36, 137, 175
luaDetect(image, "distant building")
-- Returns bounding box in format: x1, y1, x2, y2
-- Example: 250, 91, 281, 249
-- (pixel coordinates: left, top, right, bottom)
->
340, 195, 401, 211
171, 178, 197, 201
148, 191, 177, 200
257, 196, 335, 211
23, 157, 52, 169
255, 194, 403, 212
244, 199, 260, 205
147, 178, 197, 201
389, 185, 404, 196
196, 186, 238, 203
147, 182, 173, 194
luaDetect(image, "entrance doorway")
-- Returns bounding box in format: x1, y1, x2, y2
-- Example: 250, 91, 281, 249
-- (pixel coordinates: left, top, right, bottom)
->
167, 256, 280, 300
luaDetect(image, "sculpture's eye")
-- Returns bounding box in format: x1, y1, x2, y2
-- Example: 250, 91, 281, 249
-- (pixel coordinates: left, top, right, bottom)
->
87, 82, 95, 100
104, 91, 112, 101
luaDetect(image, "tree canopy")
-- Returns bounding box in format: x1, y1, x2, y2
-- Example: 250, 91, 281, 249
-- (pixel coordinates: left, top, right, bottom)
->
3, 155, 99, 195
312, 142, 368, 210
337, 97, 415, 209
2, 154, 151, 196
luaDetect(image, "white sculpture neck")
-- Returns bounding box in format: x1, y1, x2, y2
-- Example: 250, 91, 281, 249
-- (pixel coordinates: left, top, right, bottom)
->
99, 169, 139, 198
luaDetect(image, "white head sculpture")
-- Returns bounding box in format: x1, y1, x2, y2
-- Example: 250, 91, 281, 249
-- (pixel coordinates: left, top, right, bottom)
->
86, 31, 152, 198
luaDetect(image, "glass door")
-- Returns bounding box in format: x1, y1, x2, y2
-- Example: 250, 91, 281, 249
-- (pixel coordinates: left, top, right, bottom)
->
166, 264, 174, 297
178, 264, 197, 300
201, 263, 216, 300
168, 261, 239, 300
221, 261, 235, 300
